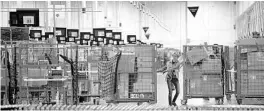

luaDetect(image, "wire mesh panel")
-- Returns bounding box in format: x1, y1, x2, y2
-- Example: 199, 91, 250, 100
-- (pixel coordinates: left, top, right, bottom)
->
0, 41, 21, 105
16, 42, 78, 105
76, 46, 102, 104
182, 45, 225, 105
107, 45, 157, 103
97, 49, 121, 102
236, 45, 264, 103
1, 43, 14, 105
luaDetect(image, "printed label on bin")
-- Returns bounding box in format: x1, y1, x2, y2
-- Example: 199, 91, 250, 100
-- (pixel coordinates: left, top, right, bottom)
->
129, 93, 152, 99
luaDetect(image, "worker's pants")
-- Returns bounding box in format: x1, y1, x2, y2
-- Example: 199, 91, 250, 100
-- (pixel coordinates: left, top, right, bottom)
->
167, 78, 180, 106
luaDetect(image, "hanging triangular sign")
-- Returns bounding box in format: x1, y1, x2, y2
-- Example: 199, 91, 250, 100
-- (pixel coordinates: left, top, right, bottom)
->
188, 6, 199, 17
145, 33, 150, 39
143, 27, 149, 33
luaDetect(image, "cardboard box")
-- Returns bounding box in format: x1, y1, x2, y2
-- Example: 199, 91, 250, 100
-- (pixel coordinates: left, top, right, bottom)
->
187, 47, 208, 65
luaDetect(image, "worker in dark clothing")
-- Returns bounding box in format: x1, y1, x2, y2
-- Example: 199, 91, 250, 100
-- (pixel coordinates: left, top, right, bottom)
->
157, 52, 185, 106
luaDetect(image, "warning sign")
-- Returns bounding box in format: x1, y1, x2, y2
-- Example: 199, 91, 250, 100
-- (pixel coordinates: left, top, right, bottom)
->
188, 6, 199, 17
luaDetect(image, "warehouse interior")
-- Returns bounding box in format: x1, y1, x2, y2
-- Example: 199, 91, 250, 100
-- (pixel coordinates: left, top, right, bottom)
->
1, 1, 264, 110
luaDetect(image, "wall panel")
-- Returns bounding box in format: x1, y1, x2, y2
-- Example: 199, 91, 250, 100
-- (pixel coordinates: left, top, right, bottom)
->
1, 1, 240, 48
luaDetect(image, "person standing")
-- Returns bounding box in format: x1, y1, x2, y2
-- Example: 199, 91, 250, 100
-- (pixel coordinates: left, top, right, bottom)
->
157, 52, 185, 106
